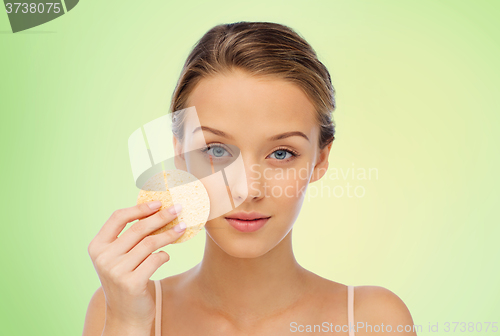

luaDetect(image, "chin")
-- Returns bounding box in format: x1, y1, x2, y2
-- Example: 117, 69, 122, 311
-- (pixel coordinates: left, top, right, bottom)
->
204, 219, 280, 258
207, 230, 274, 258
204, 215, 294, 258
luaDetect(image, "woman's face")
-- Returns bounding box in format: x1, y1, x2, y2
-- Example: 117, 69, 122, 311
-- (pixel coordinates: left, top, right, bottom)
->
175, 68, 331, 258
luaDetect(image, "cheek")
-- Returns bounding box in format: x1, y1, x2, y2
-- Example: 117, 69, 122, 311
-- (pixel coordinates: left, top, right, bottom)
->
265, 167, 311, 201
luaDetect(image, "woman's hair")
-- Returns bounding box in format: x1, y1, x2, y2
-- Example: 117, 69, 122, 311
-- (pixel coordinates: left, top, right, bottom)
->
170, 21, 336, 150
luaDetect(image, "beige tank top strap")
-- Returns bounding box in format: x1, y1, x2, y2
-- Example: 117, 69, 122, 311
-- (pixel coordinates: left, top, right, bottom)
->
154, 280, 162, 336
347, 285, 355, 336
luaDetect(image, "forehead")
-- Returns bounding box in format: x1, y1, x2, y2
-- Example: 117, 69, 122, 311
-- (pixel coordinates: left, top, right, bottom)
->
184, 69, 318, 142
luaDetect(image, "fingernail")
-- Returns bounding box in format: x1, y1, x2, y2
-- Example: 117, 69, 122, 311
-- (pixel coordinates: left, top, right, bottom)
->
173, 221, 186, 232
147, 201, 162, 210
168, 203, 182, 215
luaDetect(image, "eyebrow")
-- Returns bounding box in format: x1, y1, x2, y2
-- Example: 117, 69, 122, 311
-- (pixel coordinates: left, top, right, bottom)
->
192, 126, 309, 142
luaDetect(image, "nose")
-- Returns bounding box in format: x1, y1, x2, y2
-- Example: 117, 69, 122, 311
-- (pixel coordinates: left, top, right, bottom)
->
228, 156, 266, 203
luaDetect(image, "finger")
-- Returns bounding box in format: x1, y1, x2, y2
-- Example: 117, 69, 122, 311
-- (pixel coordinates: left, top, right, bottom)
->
93, 201, 164, 246
117, 223, 187, 273
132, 250, 170, 280
111, 204, 182, 256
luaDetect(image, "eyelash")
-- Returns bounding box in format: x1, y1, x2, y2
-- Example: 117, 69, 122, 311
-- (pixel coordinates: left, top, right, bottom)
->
270, 146, 301, 163
200, 143, 233, 161
200, 143, 300, 163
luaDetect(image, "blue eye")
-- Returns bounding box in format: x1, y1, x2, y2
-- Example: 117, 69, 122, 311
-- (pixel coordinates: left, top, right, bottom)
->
268, 148, 300, 162
201, 143, 232, 158
271, 149, 292, 160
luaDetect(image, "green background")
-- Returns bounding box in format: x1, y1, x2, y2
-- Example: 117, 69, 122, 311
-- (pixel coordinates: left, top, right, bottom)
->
1, 0, 499, 334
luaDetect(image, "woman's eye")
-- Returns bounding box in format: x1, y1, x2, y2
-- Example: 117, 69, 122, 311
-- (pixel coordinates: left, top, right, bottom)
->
203, 144, 232, 158
269, 149, 294, 160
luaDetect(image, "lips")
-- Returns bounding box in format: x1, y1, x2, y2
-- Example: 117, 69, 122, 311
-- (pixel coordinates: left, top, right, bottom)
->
225, 211, 270, 220
224, 211, 271, 232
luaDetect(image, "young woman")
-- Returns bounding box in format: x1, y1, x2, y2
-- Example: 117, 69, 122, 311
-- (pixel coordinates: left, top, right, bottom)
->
83, 21, 417, 336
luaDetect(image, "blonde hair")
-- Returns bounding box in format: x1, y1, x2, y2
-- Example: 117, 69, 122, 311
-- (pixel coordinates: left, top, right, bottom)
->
170, 21, 336, 149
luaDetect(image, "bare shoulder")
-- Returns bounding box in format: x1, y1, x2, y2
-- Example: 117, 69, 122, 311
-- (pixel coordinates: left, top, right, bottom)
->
353, 286, 417, 335
82, 280, 160, 336
82, 285, 106, 336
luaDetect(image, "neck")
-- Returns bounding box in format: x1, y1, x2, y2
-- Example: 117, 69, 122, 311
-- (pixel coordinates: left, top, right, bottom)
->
190, 229, 310, 323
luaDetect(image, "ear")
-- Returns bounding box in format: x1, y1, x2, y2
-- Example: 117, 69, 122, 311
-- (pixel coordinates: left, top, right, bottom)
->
173, 135, 187, 170
309, 142, 333, 184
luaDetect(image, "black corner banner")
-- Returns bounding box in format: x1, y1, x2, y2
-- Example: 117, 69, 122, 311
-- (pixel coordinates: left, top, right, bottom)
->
4, 0, 79, 33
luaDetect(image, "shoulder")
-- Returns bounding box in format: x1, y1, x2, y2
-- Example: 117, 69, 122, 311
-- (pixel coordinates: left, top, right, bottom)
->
88, 285, 106, 314
82, 285, 106, 335
83, 283, 158, 336
352, 286, 417, 335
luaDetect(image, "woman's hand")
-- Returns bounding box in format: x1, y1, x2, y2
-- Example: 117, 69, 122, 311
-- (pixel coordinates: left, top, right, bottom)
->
87, 201, 186, 328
